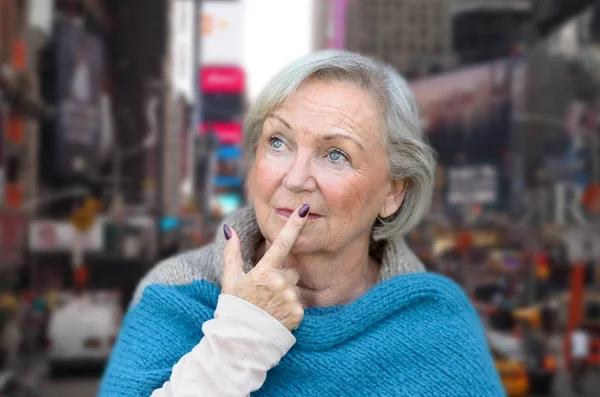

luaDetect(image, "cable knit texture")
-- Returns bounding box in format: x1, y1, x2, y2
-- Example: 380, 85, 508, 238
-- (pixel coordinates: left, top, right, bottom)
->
99, 206, 504, 396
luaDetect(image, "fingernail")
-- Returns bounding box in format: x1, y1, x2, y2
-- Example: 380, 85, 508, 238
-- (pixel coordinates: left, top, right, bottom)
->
223, 224, 232, 240
299, 204, 310, 218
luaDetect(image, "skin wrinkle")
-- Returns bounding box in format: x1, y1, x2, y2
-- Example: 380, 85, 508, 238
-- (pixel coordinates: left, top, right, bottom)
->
248, 79, 406, 308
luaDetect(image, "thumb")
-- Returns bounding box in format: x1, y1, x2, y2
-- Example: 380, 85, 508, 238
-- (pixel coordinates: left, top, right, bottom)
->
222, 224, 244, 292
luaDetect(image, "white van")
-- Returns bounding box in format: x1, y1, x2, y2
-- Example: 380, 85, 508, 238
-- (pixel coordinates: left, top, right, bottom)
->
47, 292, 122, 376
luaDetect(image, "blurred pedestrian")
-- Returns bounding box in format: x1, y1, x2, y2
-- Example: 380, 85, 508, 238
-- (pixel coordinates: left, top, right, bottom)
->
540, 296, 557, 337
520, 319, 546, 371
0, 310, 21, 371
570, 325, 590, 396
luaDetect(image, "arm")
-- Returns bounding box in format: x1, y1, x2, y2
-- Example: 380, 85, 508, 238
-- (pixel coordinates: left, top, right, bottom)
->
150, 294, 295, 397
98, 281, 293, 397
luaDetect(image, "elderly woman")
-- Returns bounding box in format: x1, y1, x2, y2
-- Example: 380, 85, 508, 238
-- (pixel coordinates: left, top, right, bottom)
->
100, 51, 503, 396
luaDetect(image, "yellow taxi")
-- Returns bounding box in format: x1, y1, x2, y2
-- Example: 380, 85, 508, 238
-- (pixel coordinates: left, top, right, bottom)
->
491, 346, 529, 397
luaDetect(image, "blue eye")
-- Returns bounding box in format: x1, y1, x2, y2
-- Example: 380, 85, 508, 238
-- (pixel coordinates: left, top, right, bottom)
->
327, 150, 348, 163
270, 137, 284, 150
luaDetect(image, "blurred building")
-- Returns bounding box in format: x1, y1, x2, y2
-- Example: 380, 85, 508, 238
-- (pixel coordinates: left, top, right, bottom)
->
345, 0, 452, 75
0, 0, 196, 292
345, 0, 533, 76
0, 0, 46, 287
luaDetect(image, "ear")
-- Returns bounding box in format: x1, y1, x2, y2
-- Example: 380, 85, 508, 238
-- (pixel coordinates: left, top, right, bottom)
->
379, 179, 408, 218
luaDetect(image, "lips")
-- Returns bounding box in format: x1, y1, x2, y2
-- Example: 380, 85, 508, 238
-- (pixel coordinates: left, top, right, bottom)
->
276, 207, 322, 220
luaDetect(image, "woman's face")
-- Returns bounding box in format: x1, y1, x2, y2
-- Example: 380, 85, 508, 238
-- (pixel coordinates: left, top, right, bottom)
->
248, 79, 405, 254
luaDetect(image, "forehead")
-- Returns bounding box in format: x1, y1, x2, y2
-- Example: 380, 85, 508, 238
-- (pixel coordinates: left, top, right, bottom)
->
272, 79, 382, 138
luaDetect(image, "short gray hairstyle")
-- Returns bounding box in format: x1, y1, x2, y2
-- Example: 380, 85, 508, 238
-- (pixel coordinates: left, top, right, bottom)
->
244, 50, 435, 240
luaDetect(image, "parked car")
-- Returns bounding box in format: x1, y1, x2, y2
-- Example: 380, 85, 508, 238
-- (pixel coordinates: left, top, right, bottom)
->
46, 291, 122, 376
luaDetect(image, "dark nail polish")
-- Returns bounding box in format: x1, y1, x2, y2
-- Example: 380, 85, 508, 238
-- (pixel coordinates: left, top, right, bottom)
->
223, 224, 232, 240
299, 204, 310, 218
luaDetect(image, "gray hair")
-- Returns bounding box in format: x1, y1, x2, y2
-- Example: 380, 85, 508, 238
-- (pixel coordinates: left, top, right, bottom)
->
244, 50, 435, 240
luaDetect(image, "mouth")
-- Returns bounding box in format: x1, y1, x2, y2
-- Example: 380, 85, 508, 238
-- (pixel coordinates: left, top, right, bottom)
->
276, 207, 322, 221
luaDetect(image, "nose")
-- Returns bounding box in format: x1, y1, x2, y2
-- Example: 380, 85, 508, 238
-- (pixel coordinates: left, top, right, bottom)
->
282, 151, 317, 193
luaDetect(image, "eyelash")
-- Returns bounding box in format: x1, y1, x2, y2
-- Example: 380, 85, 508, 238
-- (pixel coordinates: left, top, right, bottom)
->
267, 136, 350, 164
326, 149, 349, 163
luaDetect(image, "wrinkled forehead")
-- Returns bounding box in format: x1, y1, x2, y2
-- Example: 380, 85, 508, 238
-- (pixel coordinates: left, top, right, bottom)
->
266, 79, 386, 138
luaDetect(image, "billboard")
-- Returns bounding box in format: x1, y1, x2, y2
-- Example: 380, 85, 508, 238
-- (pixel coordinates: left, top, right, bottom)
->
28, 220, 103, 252
55, 20, 105, 181
202, 1, 243, 65
197, 65, 245, 222
410, 58, 518, 214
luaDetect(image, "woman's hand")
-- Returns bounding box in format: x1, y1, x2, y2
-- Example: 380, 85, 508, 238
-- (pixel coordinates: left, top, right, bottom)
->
221, 204, 310, 331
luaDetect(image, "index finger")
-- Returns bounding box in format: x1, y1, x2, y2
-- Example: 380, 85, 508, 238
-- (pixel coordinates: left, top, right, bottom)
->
259, 204, 310, 269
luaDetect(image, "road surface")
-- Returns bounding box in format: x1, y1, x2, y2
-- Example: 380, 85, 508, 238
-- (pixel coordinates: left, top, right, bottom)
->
40, 378, 99, 397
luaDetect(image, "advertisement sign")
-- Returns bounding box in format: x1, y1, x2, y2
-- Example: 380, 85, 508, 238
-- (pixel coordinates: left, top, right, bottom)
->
29, 220, 103, 252
202, 1, 243, 65
201, 67, 245, 93
55, 20, 105, 181
447, 164, 498, 206
0, 211, 27, 267
199, 122, 242, 145
214, 145, 243, 188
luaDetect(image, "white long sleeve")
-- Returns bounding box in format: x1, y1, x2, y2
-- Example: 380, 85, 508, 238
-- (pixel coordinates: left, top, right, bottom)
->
150, 294, 296, 397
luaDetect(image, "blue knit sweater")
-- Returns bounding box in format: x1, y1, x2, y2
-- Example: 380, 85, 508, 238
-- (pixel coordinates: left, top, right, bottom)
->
100, 272, 504, 396
99, 207, 504, 396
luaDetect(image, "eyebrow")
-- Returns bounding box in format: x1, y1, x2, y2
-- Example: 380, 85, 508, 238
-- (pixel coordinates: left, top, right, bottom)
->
267, 114, 292, 129
267, 113, 365, 151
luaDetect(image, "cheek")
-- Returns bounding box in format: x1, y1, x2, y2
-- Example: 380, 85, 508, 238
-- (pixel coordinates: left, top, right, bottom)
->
318, 164, 385, 219
250, 156, 285, 201
316, 170, 380, 217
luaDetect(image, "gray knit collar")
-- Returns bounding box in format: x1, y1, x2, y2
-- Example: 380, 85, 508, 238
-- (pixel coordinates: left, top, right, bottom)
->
213, 206, 425, 281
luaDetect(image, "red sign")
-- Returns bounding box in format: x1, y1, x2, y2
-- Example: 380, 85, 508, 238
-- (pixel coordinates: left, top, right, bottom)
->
199, 122, 242, 145
201, 67, 245, 94
4, 183, 23, 210
0, 211, 27, 266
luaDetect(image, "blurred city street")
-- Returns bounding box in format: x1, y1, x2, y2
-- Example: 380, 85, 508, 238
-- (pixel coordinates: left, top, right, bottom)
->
2, 0, 600, 396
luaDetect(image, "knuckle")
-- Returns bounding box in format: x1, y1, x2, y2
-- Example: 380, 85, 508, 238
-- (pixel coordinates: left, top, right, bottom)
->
283, 288, 297, 303
294, 305, 304, 319
285, 268, 299, 280
270, 276, 287, 291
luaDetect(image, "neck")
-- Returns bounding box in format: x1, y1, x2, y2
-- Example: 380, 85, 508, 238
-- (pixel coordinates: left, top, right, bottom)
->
258, 237, 380, 308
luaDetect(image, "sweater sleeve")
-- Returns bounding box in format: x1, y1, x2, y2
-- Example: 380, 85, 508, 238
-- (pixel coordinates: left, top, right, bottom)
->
150, 294, 296, 397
